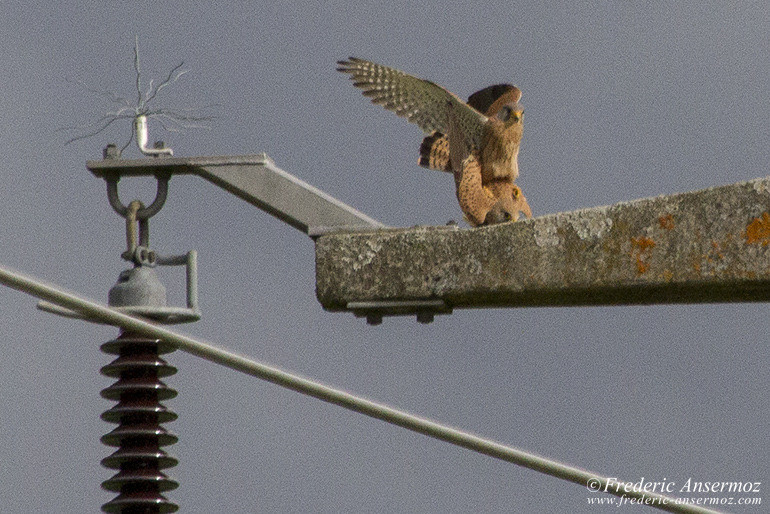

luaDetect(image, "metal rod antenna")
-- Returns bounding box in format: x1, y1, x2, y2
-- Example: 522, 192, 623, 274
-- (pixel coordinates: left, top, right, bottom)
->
0, 264, 721, 514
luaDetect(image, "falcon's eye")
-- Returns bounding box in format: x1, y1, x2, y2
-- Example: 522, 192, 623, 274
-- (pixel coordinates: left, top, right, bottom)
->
497, 106, 512, 122
503, 211, 512, 221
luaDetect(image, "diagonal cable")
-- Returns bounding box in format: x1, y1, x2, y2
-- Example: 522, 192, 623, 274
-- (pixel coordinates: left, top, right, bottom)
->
0, 264, 723, 514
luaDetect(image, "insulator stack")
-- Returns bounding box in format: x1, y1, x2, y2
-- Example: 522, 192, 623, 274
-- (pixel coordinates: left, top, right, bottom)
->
100, 331, 179, 513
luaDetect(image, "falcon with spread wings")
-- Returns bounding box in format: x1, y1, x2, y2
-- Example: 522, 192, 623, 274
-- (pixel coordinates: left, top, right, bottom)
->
337, 57, 531, 226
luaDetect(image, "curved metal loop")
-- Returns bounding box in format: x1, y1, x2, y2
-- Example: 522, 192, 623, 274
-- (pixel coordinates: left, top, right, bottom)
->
105, 174, 170, 220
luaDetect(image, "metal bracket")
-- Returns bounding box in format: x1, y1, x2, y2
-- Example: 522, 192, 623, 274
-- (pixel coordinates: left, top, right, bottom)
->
38, 250, 200, 324
347, 300, 452, 325
84, 150, 394, 324
87, 152, 386, 236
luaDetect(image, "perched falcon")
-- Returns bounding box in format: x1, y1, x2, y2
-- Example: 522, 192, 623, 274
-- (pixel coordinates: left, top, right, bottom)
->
337, 57, 532, 226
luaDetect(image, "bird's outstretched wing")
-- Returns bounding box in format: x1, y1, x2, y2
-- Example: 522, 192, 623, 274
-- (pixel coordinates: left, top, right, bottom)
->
337, 57, 488, 149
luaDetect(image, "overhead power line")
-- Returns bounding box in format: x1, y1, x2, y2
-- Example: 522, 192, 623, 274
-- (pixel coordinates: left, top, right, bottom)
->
0, 264, 721, 514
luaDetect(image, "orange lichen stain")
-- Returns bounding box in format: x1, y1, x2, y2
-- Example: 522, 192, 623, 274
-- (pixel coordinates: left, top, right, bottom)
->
630, 237, 656, 274
658, 213, 675, 231
745, 212, 770, 246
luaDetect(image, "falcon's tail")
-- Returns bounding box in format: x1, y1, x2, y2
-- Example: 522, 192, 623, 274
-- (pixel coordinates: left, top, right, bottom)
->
418, 131, 452, 172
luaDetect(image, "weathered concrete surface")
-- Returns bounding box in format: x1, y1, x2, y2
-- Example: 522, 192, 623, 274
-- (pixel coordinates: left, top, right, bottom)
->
315, 176, 770, 312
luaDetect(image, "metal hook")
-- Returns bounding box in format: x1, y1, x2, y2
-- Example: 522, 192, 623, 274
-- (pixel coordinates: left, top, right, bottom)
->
105, 173, 170, 220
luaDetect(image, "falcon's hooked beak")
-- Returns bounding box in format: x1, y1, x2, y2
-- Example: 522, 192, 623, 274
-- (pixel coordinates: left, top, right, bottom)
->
496, 104, 524, 124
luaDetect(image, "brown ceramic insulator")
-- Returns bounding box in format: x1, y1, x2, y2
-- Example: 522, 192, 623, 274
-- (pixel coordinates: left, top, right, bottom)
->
100, 332, 179, 514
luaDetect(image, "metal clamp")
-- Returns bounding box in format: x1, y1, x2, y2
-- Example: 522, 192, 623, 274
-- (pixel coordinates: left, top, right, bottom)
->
38, 156, 201, 324
38, 250, 200, 324
347, 300, 452, 325
104, 196, 201, 323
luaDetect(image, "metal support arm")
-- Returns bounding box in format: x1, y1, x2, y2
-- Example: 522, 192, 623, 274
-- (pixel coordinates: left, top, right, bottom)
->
87, 153, 385, 236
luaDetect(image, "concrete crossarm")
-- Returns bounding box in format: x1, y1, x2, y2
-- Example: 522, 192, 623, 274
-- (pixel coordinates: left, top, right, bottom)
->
315, 176, 770, 313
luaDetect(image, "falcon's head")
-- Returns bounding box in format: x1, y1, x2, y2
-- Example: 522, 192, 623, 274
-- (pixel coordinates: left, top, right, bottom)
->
469, 84, 523, 135
482, 184, 532, 225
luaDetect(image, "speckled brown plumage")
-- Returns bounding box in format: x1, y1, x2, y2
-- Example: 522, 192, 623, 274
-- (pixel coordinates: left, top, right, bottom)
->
337, 57, 531, 226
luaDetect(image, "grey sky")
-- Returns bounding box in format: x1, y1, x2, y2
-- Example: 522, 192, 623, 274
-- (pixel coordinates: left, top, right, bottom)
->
0, 2, 767, 513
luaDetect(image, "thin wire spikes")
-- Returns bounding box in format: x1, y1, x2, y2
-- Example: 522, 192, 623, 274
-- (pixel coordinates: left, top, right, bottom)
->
60, 36, 217, 150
